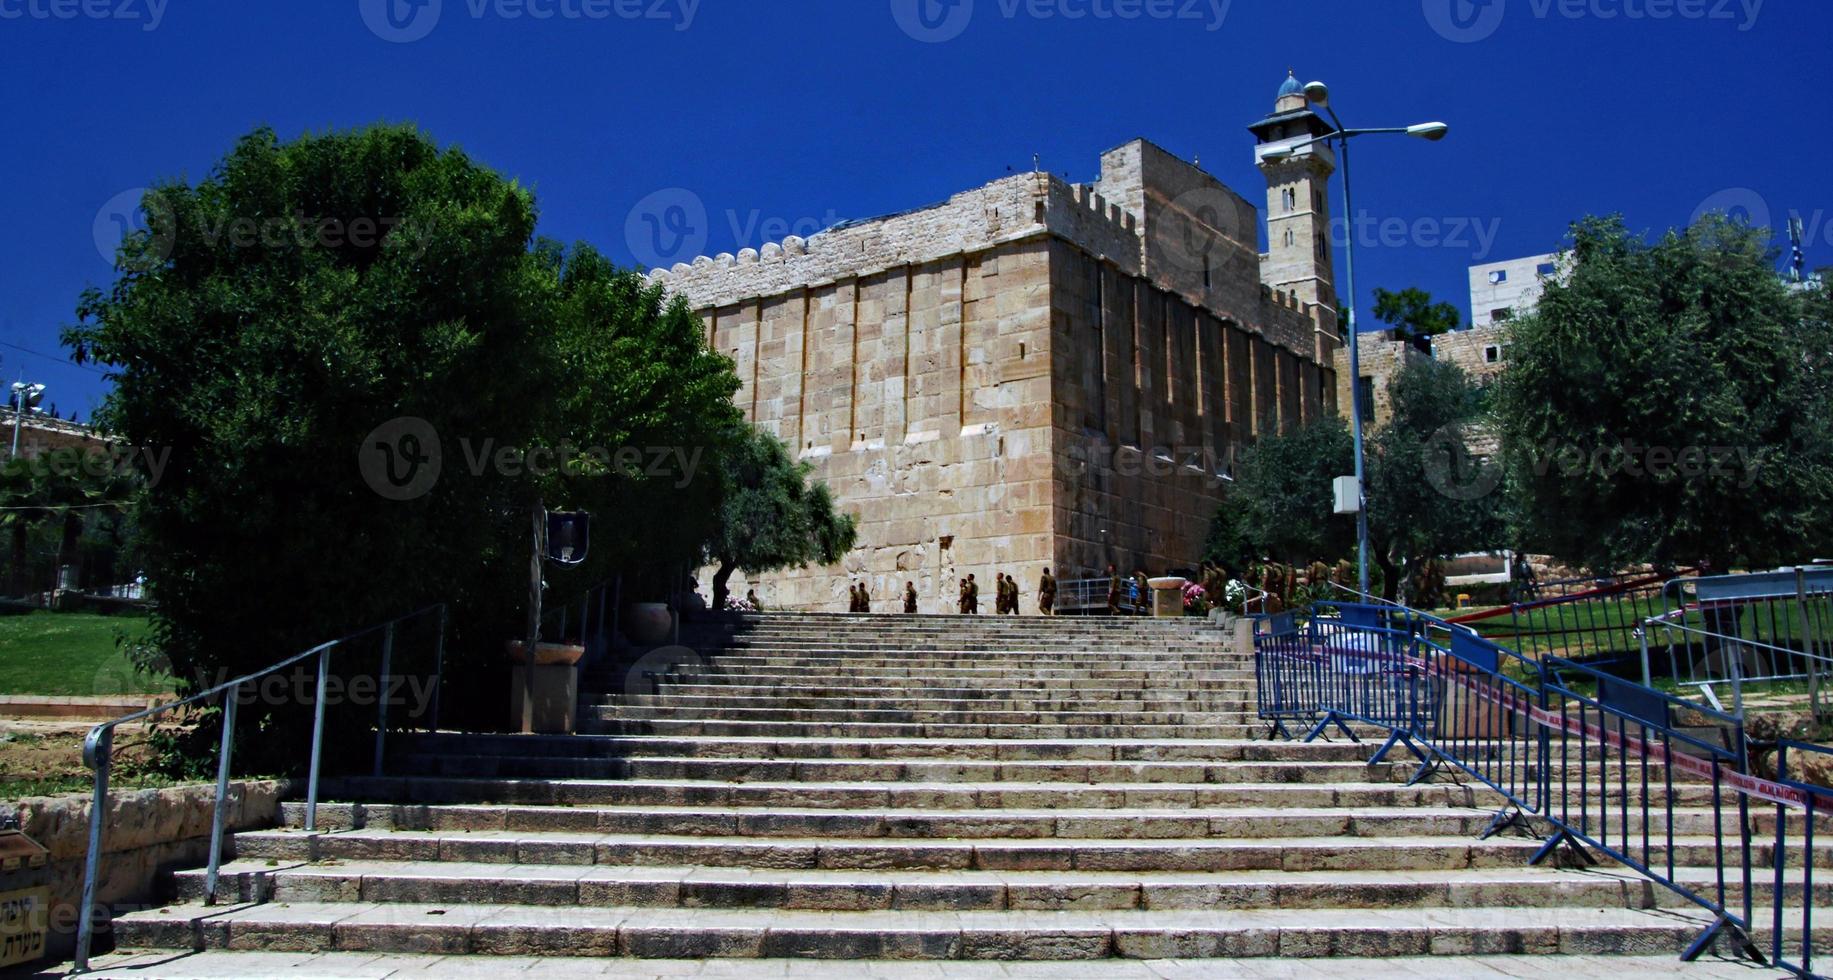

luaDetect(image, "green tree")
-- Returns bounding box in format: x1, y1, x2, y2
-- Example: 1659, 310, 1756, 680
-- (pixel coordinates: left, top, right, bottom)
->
704, 424, 858, 611
534, 242, 744, 604
1371, 287, 1461, 346
1496, 215, 1833, 571
1366, 357, 1503, 602
1217, 416, 1356, 566
65, 125, 558, 751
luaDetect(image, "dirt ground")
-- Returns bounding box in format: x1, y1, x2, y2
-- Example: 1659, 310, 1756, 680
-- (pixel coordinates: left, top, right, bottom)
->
0, 721, 167, 799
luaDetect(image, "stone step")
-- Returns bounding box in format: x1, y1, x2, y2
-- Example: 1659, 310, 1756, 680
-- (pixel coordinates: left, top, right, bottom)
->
377, 756, 1414, 786
230, 827, 1831, 872
183, 859, 1823, 913
385, 733, 1421, 762
114, 899, 1820, 960
346, 773, 1736, 815
575, 718, 1261, 739
69, 950, 1795, 979
638, 680, 1256, 700
587, 705, 1250, 725
605, 693, 1255, 712
280, 801, 1519, 840
596, 669, 1256, 691
278, 799, 1808, 842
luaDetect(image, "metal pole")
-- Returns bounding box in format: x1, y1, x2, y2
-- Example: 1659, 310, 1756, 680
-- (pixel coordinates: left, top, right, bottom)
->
204, 685, 240, 905
1638, 627, 1653, 689
305, 645, 331, 832
430, 605, 447, 732
1335, 134, 1371, 598
373, 623, 395, 778
74, 725, 112, 972
1798, 567, 1821, 719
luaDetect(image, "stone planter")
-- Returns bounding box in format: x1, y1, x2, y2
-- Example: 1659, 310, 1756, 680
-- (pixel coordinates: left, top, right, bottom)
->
1148, 577, 1187, 618
507, 641, 583, 734
505, 641, 586, 666
624, 602, 675, 646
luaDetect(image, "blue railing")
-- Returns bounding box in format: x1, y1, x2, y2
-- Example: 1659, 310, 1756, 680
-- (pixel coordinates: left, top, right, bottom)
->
1254, 598, 1832, 974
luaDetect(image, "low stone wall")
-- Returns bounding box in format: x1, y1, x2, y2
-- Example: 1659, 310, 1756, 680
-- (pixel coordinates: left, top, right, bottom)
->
5, 778, 295, 963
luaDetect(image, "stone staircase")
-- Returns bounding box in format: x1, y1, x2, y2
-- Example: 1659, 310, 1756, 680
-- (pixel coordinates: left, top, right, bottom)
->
99, 612, 1822, 975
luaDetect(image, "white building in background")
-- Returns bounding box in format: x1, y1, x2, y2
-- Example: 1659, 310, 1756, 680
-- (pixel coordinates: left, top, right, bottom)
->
1467, 253, 1562, 329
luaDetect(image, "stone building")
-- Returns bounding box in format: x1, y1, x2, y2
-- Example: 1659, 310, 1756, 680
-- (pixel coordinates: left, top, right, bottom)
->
1469, 253, 1562, 329
1432, 323, 1511, 383
652, 81, 1345, 612
2, 408, 111, 460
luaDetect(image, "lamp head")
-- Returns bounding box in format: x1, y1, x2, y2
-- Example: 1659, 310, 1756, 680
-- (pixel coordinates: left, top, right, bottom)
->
1302, 81, 1329, 107
1407, 122, 1450, 141
1260, 145, 1295, 162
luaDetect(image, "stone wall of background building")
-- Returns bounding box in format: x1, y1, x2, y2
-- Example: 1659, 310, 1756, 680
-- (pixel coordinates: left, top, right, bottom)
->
653, 142, 1337, 611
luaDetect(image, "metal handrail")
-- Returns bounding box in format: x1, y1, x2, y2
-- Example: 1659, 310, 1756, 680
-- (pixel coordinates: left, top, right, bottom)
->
73, 603, 445, 971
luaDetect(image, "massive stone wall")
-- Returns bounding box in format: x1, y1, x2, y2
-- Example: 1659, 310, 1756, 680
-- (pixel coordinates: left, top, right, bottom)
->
652, 141, 1338, 610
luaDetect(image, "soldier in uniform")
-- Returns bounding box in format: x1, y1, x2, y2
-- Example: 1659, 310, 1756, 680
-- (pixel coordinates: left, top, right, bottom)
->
966, 574, 980, 614
904, 581, 918, 614
1133, 569, 1151, 615
848, 583, 862, 613
1005, 574, 1020, 615
1106, 564, 1122, 615
992, 573, 1006, 614
859, 580, 871, 612
958, 578, 969, 614
1038, 567, 1056, 615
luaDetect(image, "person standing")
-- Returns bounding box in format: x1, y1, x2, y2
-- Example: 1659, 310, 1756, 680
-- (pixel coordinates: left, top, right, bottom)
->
904, 581, 918, 614
1106, 564, 1121, 615
848, 583, 861, 613
1133, 569, 1150, 616
1003, 574, 1018, 615
859, 580, 871, 612
958, 578, 969, 614
966, 574, 979, 614
1038, 567, 1056, 616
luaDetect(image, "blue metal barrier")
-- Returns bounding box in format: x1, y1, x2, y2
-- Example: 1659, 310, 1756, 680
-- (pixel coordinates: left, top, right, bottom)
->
1251, 594, 1833, 975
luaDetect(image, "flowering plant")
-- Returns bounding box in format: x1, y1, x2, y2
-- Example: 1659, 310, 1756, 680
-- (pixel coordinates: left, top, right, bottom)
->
1182, 582, 1208, 614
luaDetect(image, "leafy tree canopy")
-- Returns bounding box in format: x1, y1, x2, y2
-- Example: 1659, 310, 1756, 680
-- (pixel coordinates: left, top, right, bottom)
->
1367, 357, 1504, 600
1495, 215, 1833, 572
704, 424, 858, 610
1372, 286, 1461, 345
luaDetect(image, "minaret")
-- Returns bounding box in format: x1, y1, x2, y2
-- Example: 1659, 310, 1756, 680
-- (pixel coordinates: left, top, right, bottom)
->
1249, 70, 1340, 333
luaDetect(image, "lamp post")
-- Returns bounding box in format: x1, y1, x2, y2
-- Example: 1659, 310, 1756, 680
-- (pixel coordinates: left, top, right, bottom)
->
1261, 82, 1447, 598
9, 379, 46, 460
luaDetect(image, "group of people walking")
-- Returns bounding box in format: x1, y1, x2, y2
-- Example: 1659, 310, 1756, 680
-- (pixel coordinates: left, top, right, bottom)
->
845, 567, 1066, 616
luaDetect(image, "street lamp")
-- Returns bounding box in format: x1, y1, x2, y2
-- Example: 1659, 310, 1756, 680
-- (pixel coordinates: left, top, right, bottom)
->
1260, 81, 1447, 599
9, 380, 46, 459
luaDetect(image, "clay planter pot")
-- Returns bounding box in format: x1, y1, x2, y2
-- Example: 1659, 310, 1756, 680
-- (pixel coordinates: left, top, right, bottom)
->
624, 602, 675, 646
505, 641, 586, 666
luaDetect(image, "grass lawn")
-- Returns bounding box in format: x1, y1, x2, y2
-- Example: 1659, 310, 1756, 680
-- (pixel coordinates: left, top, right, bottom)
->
0, 611, 169, 696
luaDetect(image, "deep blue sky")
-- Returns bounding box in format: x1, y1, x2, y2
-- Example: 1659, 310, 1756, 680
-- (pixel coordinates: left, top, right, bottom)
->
2, 0, 1826, 419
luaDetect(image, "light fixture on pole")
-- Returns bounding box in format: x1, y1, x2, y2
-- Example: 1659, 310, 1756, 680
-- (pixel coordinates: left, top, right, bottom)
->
9, 380, 46, 460
1260, 82, 1448, 598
